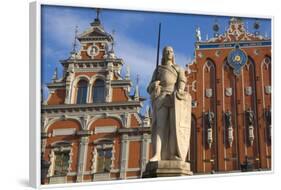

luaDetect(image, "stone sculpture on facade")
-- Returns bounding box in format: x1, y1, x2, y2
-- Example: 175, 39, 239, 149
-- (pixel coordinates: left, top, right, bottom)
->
225, 111, 234, 147
205, 111, 215, 148
143, 46, 192, 177
265, 107, 271, 139
246, 108, 255, 146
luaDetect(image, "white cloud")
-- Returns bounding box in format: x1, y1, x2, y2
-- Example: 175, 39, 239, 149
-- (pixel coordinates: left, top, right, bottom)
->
42, 7, 192, 102
42, 83, 49, 101
115, 34, 191, 89
43, 10, 90, 48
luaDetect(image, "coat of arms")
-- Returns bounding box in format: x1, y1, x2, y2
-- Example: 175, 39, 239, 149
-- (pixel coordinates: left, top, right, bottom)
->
265, 85, 271, 94
225, 87, 232, 96
205, 88, 213, 98
245, 86, 252, 96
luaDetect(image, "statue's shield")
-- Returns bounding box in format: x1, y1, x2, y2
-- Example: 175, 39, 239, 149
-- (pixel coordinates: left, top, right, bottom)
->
174, 92, 192, 160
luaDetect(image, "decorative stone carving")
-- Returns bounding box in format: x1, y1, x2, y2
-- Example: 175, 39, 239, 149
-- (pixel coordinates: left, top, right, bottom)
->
215, 50, 221, 57
207, 128, 213, 148
227, 46, 248, 76
205, 88, 213, 98
265, 85, 271, 94
94, 126, 117, 134
122, 113, 130, 128
225, 111, 233, 147
245, 86, 253, 96
265, 108, 271, 140
254, 49, 260, 55
146, 46, 192, 162
205, 111, 215, 148
246, 108, 255, 146
52, 128, 76, 136
191, 80, 197, 92
198, 52, 203, 58
195, 27, 202, 42
225, 87, 232, 97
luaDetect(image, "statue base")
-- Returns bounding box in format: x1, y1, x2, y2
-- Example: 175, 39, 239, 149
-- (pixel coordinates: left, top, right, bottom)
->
142, 160, 193, 178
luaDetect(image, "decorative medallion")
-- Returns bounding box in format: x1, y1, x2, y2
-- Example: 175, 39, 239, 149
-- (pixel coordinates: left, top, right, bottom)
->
254, 49, 260, 55
227, 45, 248, 76
265, 85, 271, 94
198, 52, 204, 58
205, 88, 213, 98
245, 86, 252, 96
225, 87, 232, 97
87, 44, 100, 57
215, 50, 221, 57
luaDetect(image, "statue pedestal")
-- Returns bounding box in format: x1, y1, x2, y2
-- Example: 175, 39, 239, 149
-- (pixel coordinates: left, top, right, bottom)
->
142, 160, 193, 178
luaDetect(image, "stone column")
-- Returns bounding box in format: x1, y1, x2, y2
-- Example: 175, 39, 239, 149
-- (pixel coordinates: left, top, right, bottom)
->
140, 133, 150, 176
120, 134, 129, 179
76, 136, 89, 182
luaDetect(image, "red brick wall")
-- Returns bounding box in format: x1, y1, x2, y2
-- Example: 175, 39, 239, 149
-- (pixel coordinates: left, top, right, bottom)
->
128, 141, 141, 168
47, 89, 65, 105
188, 46, 271, 173
112, 88, 128, 102
130, 114, 140, 128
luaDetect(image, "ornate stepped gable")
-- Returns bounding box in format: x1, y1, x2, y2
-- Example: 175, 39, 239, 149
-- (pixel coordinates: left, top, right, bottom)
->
206, 17, 269, 43
45, 16, 145, 106
41, 14, 150, 184
186, 17, 271, 173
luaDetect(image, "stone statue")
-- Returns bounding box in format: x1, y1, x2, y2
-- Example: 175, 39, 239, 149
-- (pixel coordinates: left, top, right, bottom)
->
147, 46, 192, 162
206, 111, 215, 127
246, 108, 254, 126
265, 107, 271, 126
196, 27, 202, 42
225, 111, 232, 128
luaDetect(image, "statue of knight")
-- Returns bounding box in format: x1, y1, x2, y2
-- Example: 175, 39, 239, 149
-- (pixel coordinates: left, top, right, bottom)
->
147, 46, 192, 162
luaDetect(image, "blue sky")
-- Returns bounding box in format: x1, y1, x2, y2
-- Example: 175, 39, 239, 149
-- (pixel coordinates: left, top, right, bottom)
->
41, 5, 271, 113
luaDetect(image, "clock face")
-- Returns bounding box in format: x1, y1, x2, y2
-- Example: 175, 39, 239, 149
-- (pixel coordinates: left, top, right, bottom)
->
87, 45, 99, 57
227, 47, 248, 75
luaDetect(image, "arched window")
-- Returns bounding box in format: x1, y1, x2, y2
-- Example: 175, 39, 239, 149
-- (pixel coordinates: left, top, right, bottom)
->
92, 79, 105, 103
76, 80, 88, 104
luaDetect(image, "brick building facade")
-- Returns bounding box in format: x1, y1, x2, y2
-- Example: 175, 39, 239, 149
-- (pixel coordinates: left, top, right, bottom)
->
41, 16, 271, 185
41, 16, 152, 184
187, 18, 271, 173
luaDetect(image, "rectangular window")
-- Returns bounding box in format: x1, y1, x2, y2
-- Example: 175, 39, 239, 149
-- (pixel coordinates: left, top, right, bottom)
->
96, 148, 112, 173
54, 151, 70, 176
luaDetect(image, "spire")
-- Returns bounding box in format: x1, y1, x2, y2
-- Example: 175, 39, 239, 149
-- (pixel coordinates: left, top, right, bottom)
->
195, 26, 201, 42
111, 29, 116, 52
91, 8, 102, 27
52, 67, 58, 82
72, 25, 78, 53
253, 19, 260, 36
70, 25, 78, 59
125, 65, 130, 80
212, 18, 220, 37
134, 74, 140, 100
145, 105, 150, 118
